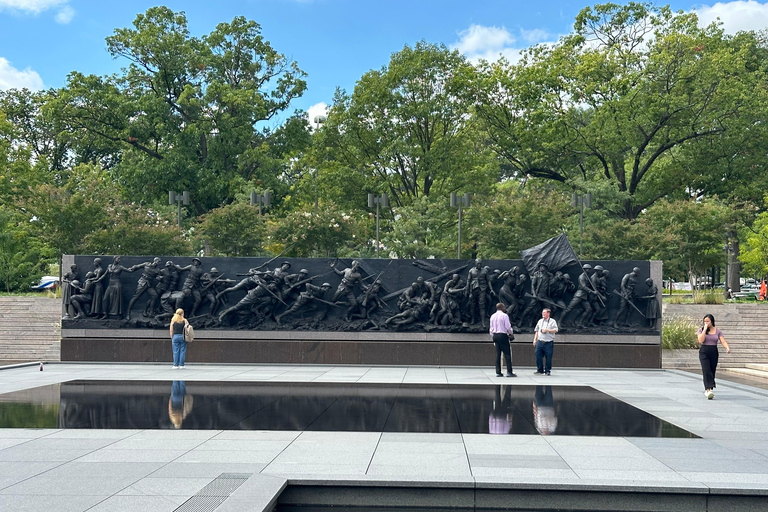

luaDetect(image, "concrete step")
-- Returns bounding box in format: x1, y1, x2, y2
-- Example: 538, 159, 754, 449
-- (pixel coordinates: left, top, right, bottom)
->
0, 297, 61, 362
721, 368, 768, 380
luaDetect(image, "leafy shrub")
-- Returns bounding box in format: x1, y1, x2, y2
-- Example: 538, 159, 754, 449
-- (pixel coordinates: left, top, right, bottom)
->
662, 315, 699, 349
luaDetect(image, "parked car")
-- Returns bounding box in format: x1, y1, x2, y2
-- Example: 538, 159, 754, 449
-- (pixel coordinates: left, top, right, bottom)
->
31, 276, 59, 290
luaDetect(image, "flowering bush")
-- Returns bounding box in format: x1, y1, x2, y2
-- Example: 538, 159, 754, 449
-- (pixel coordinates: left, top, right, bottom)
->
268, 203, 367, 257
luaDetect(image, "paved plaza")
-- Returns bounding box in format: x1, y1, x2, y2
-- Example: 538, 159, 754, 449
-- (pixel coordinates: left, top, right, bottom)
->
1, 363, 768, 511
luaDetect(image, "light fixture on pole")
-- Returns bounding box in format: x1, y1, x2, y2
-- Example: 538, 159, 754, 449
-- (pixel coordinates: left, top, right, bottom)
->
368, 193, 389, 258
250, 191, 271, 215
571, 192, 592, 257
312, 115, 327, 212
169, 190, 189, 228
450, 192, 470, 259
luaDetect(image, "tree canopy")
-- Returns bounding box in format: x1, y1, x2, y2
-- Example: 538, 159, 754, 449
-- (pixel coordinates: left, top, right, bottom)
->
1, 3, 767, 290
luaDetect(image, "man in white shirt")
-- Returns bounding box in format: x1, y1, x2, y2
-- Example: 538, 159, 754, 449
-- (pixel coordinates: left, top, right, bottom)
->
489, 303, 517, 377
533, 308, 558, 376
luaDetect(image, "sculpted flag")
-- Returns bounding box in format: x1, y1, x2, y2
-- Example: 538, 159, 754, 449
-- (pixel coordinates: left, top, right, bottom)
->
520, 234, 579, 274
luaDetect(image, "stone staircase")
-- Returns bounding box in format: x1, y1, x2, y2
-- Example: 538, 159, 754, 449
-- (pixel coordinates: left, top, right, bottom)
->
662, 304, 768, 369
0, 297, 61, 362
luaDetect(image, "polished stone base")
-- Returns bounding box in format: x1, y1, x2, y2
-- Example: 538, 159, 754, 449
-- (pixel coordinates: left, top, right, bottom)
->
60, 331, 661, 368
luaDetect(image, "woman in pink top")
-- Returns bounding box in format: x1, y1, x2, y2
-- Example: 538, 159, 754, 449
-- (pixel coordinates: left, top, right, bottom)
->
697, 314, 730, 399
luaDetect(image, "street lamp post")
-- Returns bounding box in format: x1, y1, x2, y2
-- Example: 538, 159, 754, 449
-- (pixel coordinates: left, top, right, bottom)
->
367, 193, 389, 258
571, 192, 592, 257
169, 190, 189, 228
250, 191, 271, 215
450, 192, 470, 259
313, 115, 327, 212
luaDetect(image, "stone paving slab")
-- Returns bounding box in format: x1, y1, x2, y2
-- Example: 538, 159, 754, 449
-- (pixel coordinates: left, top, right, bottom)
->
0, 363, 767, 511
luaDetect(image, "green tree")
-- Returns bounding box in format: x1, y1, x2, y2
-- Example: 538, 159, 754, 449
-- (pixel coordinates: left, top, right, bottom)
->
21, 164, 188, 257
383, 195, 456, 258
0, 206, 53, 292
195, 201, 268, 256
321, 42, 496, 207
473, 2, 768, 219
50, 7, 307, 215
468, 183, 574, 259
632, 200, 733, 280
0, 88, 71, 180
740, 202, 768, 278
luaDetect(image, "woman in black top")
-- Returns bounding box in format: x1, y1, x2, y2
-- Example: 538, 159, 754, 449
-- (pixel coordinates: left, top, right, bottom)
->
170, 308, 189, 368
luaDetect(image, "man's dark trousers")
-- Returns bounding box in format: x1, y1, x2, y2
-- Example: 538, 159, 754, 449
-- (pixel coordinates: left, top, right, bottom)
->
494, 333, 513, 374
535, 340, 554, 373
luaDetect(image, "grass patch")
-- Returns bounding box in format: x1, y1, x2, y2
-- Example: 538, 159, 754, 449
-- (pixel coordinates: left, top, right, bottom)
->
692, 290, 725, 304
662, 315, 699, 350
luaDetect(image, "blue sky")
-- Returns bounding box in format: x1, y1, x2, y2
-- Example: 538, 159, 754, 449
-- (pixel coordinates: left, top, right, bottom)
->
2, 0, 768, 127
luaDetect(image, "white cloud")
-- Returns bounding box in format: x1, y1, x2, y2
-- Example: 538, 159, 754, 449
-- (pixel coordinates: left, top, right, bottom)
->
0, 57, 44, 90
692, 1, 768, 33
307, 102, 329, 128
452, 24, 553, 64
454, 24, 516, 55
0, 0, 67, 13
54, 4, 73, 24
0, 0, 75, 23
519, 28, 551, 45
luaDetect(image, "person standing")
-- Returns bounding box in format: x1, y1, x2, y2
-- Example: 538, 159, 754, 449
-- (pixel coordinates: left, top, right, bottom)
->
533, 308, 558, 376
698, 314, 730, 399
169, 308, 189, 369
490, 303, 516, 377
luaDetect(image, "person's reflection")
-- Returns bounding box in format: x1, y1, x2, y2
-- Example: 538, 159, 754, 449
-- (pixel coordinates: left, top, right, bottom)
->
168, 380, 193, 429
533, 385, 558, 435
488, 385, 514, 434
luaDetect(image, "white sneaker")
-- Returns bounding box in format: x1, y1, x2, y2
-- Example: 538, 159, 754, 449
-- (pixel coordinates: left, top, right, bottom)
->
706, 390, 714, 399
172, 366, 179, 369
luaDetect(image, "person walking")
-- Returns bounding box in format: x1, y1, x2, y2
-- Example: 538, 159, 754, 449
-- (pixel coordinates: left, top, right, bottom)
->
698, 314, 730, 399
490, 303, 517, 377
533, 308, 558, 376
170, 308, 190, 369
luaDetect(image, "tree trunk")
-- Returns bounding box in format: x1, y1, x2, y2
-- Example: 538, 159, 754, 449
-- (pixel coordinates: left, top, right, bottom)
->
726, 231, 741, 293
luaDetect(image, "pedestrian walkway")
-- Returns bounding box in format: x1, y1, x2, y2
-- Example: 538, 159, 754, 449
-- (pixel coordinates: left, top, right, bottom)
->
1, 363, 767, 511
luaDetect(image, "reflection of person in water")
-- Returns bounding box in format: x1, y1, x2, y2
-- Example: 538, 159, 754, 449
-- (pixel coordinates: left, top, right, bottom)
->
488, 385, 514, 434
168, 380, 193, 429
532, 385, 558, 435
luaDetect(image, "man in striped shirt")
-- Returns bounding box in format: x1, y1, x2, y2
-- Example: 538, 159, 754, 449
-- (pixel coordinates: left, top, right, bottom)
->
533, 308, 558, 375
489, 303, 517, 377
